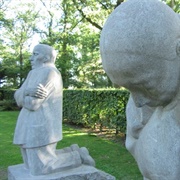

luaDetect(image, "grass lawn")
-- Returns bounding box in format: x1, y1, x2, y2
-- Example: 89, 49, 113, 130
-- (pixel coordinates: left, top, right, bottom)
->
0, 111, 142, 180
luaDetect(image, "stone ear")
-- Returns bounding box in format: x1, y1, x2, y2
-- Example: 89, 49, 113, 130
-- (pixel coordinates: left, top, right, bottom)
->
44, 55, 51, 63
176, 39, 180, 56
43, 57, 48, 62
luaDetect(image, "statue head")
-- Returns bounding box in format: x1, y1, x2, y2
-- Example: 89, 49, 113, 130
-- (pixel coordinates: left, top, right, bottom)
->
100, 0, 180, 107
30, 44, 57, 69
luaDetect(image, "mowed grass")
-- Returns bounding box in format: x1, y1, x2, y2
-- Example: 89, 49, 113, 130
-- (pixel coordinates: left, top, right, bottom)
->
0, 111, 142, 180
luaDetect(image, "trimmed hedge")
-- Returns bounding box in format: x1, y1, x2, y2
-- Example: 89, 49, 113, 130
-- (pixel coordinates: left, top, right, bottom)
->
0, 89, 17, 111
63, 89, 129, 134
0, 89, 15, 100
0, 88, 129, 134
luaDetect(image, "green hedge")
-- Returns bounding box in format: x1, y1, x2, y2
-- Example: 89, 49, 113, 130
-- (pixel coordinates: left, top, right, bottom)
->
63, 89, 129, 134
0, 88, 129, 134
0, 89, 15, 100
0, 89, 17, 111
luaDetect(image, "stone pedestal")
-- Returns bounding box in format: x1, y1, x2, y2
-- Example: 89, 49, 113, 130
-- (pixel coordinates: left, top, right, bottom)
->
8, 164, 115, 180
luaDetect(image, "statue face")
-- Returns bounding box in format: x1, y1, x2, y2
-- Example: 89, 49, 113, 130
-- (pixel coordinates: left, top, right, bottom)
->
135, 57, 179, 107
100, 0, 180, 107
103, 53, 180, 107
30, 45, 46, 69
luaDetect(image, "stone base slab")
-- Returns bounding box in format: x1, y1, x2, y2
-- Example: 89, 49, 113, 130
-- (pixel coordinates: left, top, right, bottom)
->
8, 164, 116, 180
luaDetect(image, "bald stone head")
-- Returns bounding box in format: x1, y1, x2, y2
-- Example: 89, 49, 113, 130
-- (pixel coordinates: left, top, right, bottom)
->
100, 0, 180, 107
34, 44, 57, 63
30, 44, 57, 69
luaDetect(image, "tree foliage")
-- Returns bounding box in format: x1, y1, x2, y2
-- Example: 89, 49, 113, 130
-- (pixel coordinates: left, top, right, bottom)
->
165, 0, 180, 12
0, 0, 178, 89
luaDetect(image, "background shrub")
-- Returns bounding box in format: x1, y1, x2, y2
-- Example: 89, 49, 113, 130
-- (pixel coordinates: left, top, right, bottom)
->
0, 88, 129, 134
0, 89, 17, 111
63, 89, 129, 134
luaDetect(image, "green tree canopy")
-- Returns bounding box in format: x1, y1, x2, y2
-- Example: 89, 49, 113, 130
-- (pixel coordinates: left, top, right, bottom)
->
0, 0, 178, 89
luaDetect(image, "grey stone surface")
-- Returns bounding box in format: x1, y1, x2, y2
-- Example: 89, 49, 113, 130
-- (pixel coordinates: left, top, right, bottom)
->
9, 44, 96, 176
100, 0, 180, 180
14, 44, 63, 149
8, 164, 115, 180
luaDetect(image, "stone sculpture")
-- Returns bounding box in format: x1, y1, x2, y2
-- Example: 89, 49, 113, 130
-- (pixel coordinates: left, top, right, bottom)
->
100, 0, 180, 179
8, 44, 115, 180
12, 44, 95, 175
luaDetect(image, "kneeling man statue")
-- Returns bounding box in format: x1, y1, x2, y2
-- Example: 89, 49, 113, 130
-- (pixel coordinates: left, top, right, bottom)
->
13, 44, 95, 175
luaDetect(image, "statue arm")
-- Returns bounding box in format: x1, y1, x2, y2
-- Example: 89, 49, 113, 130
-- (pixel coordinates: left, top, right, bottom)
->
126, 95, 155, 139
23, 95, 46, 111
23, 70, 57, 111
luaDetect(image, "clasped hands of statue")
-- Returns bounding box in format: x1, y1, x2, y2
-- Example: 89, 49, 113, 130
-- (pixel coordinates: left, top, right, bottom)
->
24, 84, 48, 99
